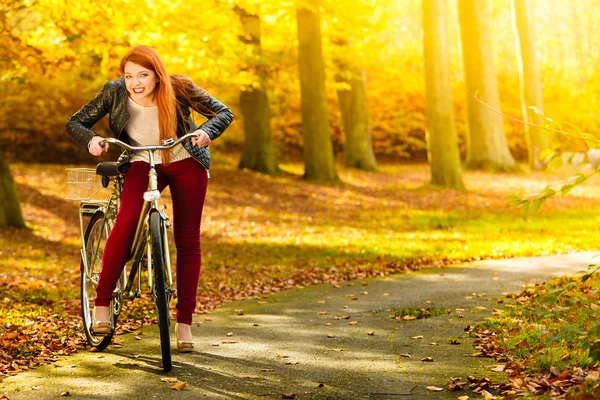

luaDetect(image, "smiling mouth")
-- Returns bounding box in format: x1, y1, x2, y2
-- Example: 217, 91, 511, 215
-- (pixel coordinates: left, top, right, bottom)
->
132, 88, 145, 94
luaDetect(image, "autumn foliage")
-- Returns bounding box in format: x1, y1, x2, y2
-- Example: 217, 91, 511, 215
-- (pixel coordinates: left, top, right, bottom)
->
1, 0, 599, 163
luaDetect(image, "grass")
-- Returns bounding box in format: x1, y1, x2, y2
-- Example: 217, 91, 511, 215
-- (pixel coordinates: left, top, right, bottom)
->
392, 307, 449, 319
473, 268, 600, 397
3, 158, 600, 378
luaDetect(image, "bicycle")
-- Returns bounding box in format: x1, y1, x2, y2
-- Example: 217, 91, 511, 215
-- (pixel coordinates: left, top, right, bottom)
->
67, 132, 199, 372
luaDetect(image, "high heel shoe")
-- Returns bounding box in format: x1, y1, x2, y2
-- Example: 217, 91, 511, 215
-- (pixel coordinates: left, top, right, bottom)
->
92, 306, 112, 335
175, 323, 194, 353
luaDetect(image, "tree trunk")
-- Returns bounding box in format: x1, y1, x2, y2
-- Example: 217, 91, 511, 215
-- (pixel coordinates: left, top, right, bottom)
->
236, 8, 279, 175
511, 0, 547, 170
0, 151, 26, 228
337, 67, 378, 171
296, 0, 338, 182
423, 0, 465, 189
458, 0, 517, 171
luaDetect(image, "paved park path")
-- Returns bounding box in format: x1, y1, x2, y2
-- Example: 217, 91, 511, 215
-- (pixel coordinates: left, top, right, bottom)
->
1, 253, 598, 400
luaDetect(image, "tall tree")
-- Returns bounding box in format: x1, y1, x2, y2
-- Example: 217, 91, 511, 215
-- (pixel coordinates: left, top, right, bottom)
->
236, 6, 279, 175
458, 0, 517, 171
511, 0, 547, 170
423, 0, 465, 189
334, 38, 378, 171
0, 152, 26, 228
296, 0, 337, 181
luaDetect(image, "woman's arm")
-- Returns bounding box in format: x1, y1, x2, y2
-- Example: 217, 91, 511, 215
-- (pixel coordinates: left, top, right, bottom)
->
187, 85, 234, 141
65, 82, 112, 150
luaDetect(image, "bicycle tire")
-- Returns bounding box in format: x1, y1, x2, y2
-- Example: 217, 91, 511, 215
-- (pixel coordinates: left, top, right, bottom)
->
80, 211, 116, 351
149, 211, 172, 371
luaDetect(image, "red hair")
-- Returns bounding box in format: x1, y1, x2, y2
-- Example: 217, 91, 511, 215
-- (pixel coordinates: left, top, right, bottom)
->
120, 45, 178, 163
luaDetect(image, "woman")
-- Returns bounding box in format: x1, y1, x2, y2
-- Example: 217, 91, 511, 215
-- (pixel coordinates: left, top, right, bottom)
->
66, 45, 233, 352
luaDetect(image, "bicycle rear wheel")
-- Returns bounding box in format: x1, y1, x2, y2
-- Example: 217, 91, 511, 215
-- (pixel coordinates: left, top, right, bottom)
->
149, 211, 172, 371
81, 211, 117, 350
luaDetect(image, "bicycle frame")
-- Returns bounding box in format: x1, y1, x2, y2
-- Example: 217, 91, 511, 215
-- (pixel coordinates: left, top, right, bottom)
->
79, 132, 198, 307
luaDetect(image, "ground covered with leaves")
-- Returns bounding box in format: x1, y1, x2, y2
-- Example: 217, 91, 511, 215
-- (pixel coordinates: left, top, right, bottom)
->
2, 159, 600, 384
472, 268, 600, 399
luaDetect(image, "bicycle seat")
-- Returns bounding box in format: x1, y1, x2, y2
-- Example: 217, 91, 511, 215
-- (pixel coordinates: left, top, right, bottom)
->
96, 162, 119, 177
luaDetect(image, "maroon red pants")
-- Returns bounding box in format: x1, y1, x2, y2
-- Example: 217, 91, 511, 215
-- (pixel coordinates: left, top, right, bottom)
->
94, 158, 208, 325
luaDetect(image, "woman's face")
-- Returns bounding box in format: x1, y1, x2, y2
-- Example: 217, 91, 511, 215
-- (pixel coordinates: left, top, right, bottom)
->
124, 61, 158, 105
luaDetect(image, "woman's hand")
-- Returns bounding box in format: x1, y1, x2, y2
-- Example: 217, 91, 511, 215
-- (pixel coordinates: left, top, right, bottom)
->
192, 129, 211, 147
88, 136, 108, 156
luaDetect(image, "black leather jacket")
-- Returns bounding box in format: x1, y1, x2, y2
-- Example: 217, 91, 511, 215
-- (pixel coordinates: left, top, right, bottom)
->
65, 77, 233, 170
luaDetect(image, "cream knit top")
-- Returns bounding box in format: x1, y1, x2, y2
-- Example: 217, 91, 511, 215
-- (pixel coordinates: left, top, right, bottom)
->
125, 97, 191, 164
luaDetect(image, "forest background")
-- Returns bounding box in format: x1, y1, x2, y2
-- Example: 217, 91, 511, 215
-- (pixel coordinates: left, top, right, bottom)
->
2, 0, 597, 165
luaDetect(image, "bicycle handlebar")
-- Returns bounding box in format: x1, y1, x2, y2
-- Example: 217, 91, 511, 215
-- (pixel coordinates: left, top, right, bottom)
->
99, 132, 200, 152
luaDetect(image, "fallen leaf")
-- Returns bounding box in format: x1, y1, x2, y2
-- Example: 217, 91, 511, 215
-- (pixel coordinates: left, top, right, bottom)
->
317, 311, 328, 315
450, 339, 462, 345
325, 323, 332, 326
348, 321, 358, 325
261, 369, 275, 372
285, 360, 299, 365
221, 340, 238, 344
367, 331, 375, 336
382, 293, 389, 296
399, 353, 411, 358
61, 392, 71, 397
474, 306, 487, 311
332, 348, 345, 352
411, 335, 423, 339
426, 386, 443, 392
161, 378, 178, 383
276, 354, 290, 358
402, 315, 417, 320
327, 333, 335, 338
135, 336, 141, 340
247, 375, 259, 379
491, 364, 506, 372
586, 371, 600, 381
362, 282, 368, 286
257, 301, 267, 305
227, 332, 234, 337
480, 390, 494, 399
465, 296, 473, 300
317, 301, 325, 304
458, 396, 470, 400
282, 394, 297, 399
421, 357, 434, 362
360, 291, 368, 295
171, 382, 188, 390
341, 315, 351, 319
428, 342, 437, 346
89, 347, 98, 352
204, 317, 212, 321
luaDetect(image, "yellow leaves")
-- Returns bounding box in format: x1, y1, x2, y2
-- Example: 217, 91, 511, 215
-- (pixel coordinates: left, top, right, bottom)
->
426, 386, 443, 392
171, 382, 188, 390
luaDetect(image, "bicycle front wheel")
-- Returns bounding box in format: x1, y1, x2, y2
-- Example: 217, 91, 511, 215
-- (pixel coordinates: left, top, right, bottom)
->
149, 211, 172, 371
81, 211, 116, 350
